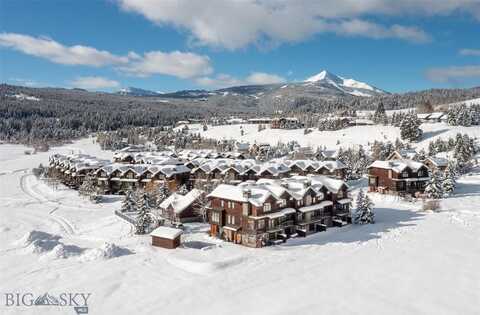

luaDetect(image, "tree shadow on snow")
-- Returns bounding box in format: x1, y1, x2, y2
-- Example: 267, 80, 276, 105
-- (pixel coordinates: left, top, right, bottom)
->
283, 207, 425, 247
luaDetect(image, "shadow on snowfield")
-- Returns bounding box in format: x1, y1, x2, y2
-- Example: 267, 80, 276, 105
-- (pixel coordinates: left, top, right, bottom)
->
283, 207, 424, 247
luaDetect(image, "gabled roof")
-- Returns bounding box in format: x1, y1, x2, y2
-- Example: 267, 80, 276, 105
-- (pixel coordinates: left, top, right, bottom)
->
160, 189, 204, 214
368, 159, 426, 173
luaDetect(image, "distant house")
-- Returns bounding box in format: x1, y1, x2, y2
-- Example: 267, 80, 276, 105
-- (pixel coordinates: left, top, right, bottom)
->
234, 141, 250, 153
368, 159, 430, 196
424, 157, 448, 172
150, 226, 183, 249
271, 117, 302, 129
417, 112, 446, 123
159, 189, 205, 223
387, 149, 418, 161
247, 117, 272, 124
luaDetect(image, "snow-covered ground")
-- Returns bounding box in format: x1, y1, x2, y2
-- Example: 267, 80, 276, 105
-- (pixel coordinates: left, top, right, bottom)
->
191, 122, 480, 153
1, 133, 480, 314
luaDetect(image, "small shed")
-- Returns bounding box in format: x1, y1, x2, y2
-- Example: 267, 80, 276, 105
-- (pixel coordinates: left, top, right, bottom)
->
150, 226, 183, 249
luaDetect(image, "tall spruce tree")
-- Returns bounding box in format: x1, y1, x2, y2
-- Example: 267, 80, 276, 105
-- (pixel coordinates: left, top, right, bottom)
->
400, 113, 423, 142
354, 190, 375, 224
121, 190, 137, 212
135, 191, 154, 235
425, 171, 444, 199
442, 166, 456, 196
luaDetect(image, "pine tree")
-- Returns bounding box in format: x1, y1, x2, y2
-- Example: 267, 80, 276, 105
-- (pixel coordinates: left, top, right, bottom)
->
177, 184, 189, 195
425, 171, 444, 199
354, 190, 375, 224
400, 113, 423, 142
442, 166, 456, 196
79, 175, 96, 198
373, 102, 387, 124
135, 192, 154, 235
121, 190, 137, 212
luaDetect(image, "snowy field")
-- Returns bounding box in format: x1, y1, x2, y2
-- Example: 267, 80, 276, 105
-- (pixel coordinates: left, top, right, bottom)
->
191, 122, 480, 153
1, 133, 480, 314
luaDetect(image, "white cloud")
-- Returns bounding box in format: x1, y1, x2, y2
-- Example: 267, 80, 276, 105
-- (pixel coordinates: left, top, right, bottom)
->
332, 20, 430, 43
459, 48, 480, 56
120, 51, 213, 78
0, 32, 128, 66
425, 66, 480, 83
196, 72, 286, 88
245, 72, 286, 85
115, 0, 479, 49
70, 76, 120, 90
0, 32, 214, 80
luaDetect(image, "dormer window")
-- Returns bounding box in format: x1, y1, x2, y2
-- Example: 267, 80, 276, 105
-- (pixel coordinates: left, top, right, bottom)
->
402, 171, 408, 178
263, 203, 271, 212
418, 170, 424, 177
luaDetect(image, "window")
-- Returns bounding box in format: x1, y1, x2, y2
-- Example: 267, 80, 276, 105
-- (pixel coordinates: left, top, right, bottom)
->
257, 220, 265, 229
297, 199, 304, 207
418, 170, 424, 177
264, 203, 272, 212
402, 171, 409, 178
228, 201, 235, 209
211, 212, 220, 223
369, 177, 377, 185
248, 220, 254, 230
305, 195, 312, 206
242, 203, 250, 216
269, 220, 276, 229
220, 200, 225, 207
227, 214, 235, 225
388, 170, 392, 178
278, 199, 286, 207
338, 191, 344, 199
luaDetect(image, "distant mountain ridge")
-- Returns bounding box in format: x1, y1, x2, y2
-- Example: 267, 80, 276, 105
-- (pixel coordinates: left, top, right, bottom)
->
116, 70, 387, 99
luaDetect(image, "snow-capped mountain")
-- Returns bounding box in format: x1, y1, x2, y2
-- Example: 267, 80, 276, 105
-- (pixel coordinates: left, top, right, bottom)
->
304, 70, 385, 97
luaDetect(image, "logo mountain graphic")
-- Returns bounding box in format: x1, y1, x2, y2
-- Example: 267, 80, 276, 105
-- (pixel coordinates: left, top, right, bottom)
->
34, 293, 60, 306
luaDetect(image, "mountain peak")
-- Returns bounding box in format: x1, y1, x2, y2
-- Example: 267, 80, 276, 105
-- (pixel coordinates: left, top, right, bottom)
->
304, 70, 385, 96
305, 70, 339, 83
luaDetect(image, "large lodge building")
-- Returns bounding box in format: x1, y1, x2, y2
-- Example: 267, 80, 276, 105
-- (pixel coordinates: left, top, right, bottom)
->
207, 176, 351, 247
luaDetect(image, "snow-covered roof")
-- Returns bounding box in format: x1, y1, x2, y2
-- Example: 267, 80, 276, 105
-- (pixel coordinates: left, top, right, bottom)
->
298, 201, 333, 213
426, 157, 448, 167
207, 184, 272, 207
150, 226, 183, 239
160, 189, 204, 214
368, 159, 426, 173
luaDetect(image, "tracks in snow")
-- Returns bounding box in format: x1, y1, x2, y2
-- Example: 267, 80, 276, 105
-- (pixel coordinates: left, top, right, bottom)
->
18, 173, 77, 236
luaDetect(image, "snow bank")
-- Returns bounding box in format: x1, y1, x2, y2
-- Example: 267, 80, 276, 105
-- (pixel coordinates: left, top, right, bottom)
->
80, 242, 132, 261
18, 230, 131, 261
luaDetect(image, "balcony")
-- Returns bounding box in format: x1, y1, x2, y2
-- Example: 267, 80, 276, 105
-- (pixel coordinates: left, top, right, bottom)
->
296, 215, 325, 225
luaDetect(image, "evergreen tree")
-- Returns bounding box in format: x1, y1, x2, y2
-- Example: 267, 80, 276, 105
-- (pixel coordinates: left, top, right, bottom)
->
425, 171, 444, 199
177, 184, 189, 195
121, 190, 137, 212
78, 175, 96, 198
442, 166, 456, 196
354, 190, 375, 224
373, 102, 387, 124
400, 113, 423, 142
135, 191, 155, 235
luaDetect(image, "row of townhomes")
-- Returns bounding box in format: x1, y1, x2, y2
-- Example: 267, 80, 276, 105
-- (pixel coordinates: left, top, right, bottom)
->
50, 152, 348, 194
206, 175, 351, 247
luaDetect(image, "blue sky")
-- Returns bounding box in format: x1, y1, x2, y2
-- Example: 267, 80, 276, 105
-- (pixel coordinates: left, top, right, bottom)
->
1, 0, 480, 93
